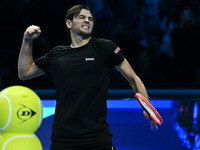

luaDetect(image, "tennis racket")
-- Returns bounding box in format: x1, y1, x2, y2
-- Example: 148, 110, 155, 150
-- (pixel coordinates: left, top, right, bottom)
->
135, 93, 163, 131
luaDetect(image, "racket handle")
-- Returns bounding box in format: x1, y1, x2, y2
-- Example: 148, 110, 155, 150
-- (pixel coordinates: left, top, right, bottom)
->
150, 121, 158, 132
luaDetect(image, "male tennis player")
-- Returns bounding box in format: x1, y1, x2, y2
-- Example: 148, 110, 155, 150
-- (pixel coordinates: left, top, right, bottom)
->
18, 4, 150, 150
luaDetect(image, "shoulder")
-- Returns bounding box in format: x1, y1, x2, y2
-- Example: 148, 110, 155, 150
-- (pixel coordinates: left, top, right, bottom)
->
91, 38, 117, 48
43, 45, 70, 59
92, 38, 114, 44
51, 45, 69, 51
47, 45, 69, 54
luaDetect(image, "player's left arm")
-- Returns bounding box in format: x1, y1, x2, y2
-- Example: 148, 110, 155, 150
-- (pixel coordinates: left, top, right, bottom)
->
115, 58, 148, 98
115, 58, 150, 119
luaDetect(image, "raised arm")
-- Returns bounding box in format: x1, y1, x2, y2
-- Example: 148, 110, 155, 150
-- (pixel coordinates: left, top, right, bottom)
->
18, 25, 45, 80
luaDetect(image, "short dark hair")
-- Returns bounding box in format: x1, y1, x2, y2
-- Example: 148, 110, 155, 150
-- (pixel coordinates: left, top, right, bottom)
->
65, 4, 95, 22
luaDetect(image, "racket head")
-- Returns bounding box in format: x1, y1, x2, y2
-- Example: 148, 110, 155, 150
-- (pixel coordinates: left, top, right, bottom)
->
135, 93, 163, 125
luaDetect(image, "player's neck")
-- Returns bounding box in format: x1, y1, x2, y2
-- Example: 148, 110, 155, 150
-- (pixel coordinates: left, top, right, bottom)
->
71, 35, 91, 47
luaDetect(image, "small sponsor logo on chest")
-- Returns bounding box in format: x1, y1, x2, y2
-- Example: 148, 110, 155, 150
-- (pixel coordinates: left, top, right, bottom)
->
85, 58, 95, 61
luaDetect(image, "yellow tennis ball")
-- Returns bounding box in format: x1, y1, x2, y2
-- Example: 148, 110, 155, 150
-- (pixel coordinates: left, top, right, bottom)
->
0, 133, 43, 150
0, 95, 10, 131
0, 85, 43, 133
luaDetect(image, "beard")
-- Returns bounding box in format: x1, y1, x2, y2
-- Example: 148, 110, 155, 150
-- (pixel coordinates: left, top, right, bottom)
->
70, 26, 93, 39
78, 29, 92, 39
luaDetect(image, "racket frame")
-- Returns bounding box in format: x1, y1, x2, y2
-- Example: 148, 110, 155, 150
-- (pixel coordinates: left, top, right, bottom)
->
135, 93, 163, 125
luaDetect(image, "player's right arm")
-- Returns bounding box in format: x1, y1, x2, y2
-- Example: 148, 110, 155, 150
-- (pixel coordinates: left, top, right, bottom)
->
18, 25, 45, 81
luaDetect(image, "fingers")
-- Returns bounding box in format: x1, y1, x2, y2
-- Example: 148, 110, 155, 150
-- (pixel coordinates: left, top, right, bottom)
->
24, 25, 41, 40
143, 111, 157, 125
143, 111, 149, 119
143, 111, 158, 131
27, 25, 41, 36
27, 25, 40, 32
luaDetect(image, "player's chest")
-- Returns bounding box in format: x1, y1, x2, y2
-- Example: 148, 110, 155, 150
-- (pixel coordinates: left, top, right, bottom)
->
50, 51, 107, 72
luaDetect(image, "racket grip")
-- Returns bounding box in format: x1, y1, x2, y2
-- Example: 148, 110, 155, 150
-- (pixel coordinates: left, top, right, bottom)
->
150, 121, 158, 132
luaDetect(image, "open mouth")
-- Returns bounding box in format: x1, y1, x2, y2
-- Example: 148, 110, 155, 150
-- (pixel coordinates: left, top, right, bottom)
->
82, 25, 90, 30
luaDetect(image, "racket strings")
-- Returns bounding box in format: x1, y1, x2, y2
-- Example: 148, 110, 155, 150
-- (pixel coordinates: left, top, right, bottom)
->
136, 93, 163, 124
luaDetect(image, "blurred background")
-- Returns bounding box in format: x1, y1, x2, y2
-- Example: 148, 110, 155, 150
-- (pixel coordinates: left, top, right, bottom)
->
1, 0, 200, 90
1, 0, 200, 149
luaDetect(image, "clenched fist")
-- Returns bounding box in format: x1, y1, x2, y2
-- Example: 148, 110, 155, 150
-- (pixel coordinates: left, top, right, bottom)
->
24, 25, 41, 40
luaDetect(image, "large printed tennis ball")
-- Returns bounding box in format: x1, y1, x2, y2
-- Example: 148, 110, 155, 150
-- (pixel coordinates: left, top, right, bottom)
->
0, 133, 43, 150
0, 85, 43, 133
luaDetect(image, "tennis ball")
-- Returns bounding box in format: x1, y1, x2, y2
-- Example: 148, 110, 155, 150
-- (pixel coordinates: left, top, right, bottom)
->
0, 85, 43, 133
0, 133, 43, 150
0, 95, 10, 131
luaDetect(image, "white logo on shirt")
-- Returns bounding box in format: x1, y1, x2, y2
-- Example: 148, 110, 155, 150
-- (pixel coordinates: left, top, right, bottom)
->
85, 58, 94, 61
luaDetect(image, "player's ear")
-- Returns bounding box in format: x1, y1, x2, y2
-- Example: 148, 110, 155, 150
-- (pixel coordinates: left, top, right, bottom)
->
66, 19, 72, 29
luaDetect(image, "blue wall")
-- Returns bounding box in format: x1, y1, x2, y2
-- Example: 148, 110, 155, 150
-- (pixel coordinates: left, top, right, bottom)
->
36, 99, 183, 150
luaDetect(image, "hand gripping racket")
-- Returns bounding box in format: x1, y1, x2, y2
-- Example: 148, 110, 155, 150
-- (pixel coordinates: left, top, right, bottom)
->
135, 93, 163, 131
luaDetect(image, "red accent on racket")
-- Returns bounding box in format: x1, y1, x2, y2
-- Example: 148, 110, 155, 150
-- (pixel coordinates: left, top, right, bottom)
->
135, 93, 163, 125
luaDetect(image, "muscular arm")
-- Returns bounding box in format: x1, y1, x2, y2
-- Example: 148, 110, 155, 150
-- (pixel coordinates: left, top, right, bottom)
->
116, 58, 150, 119
18, 25, 45, 80
116, 58, 149, 100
